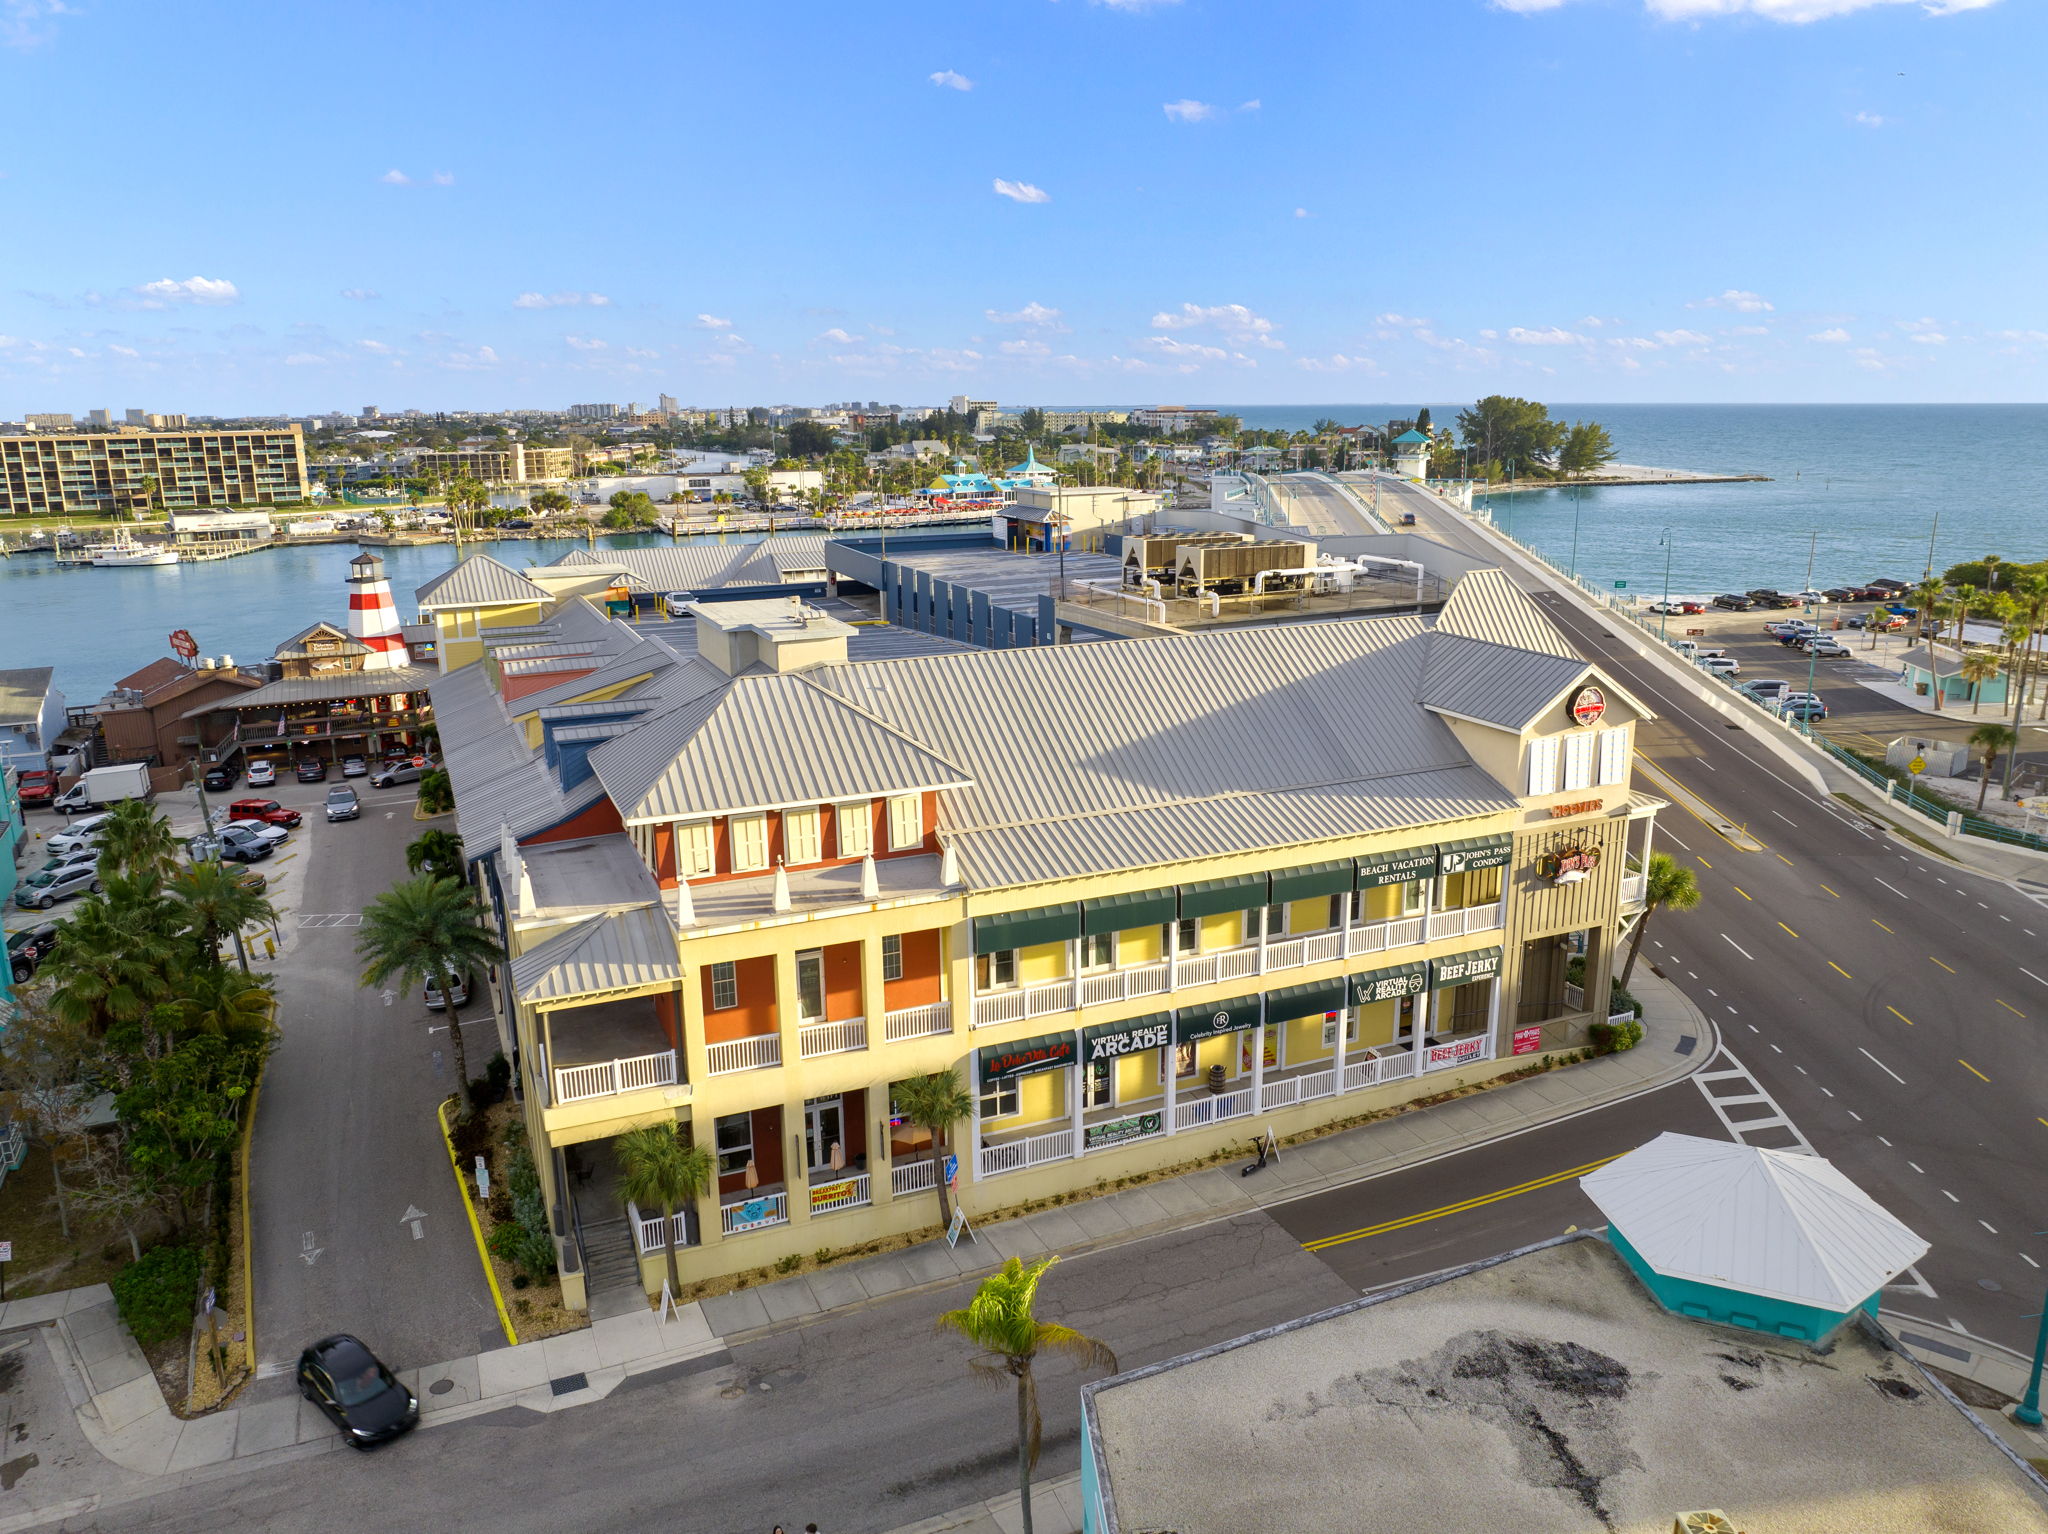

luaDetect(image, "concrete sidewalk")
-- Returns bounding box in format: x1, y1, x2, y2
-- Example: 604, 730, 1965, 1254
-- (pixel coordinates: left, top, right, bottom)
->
882, 1472, 1085, 1534
697, 970, 1709, 1341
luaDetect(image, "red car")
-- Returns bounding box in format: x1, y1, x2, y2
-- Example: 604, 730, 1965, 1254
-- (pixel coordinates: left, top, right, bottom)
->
227, 798, 303, 829
17, 769, 56, 808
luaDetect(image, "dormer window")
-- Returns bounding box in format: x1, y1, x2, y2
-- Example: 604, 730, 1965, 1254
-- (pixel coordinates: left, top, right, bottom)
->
730, 814, 768, 872
836, 801, 872, 858
783, 806, 822, 865
678, 819, 715, 878
886, 793, 922, 851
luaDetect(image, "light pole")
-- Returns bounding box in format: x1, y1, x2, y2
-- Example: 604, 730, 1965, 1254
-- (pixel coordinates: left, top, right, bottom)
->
1658, 527, 1675, 641
2016, 1288, 2048, 1428
1567, 484, 1584, 580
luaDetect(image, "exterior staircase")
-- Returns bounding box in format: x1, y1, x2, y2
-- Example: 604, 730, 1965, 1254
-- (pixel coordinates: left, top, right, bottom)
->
578, 1204, 645, 1302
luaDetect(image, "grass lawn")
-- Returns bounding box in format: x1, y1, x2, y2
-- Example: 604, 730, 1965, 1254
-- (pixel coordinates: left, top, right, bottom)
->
0, 1143, 132, 1299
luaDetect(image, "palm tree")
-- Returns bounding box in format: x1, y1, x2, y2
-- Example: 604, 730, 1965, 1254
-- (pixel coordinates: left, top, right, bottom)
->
39, 880, 179, 1033
1617, 852, 1702, 990
1969, 723, 2019, 810
936, 1255, 1117, 1534
96, 800, 180, 882
355, 874, 505, 1113
169, 858, 276, 971
162, 965, 277, 1043
405, 829, 465, 881
416, 768, 455, 816
1959, 650, 2003, 714
613, 1121, 715, 1300
891, 1071, 973, 1232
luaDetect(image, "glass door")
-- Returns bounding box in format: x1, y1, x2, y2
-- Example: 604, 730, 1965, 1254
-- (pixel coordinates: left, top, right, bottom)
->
804, 1096, 844, 1172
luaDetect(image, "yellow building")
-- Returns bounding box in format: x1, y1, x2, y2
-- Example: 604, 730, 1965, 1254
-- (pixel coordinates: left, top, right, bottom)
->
428, 560, 1661, 1308
412, 444, 575, 485
0, 426, 308, 516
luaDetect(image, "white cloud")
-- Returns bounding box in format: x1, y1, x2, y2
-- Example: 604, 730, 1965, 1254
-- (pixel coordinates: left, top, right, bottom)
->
431, 171, 455, 186
993, 178, 1051, 203
357, 339, 393, 354
513, 291, 609, 309
1163, 99, 1216, 123
929, 69, 972, 91
626, 346, 659, 359
695, 313, 734, 330
1293, 207, 1309, 218
564, 335, 607, 351
3, 0, 76, 49
1607, 336, 1662, 350
107, 344, 139, 357
1852, 346, 1891, 371
1000, 339, 1052, 357
340, 288, 380, 301
1143, 336, 1228, 361
1689, 289, 1775, 313
1496, 0, 2000, 19
133, 276, 239, 307
1375, 312, 1429, 328
1505, 326, 1588, 345
1908, 330, 1948, 344
986, 302, 1067, 331
816, 327, 862, 344
380, 169, 412, 186
1854, 110, 1886, 127
439, 344, 499, 370
1150, 302, 1282, 347
1295, 353, 1374, 373
1239, 99, 1261, 112
1807, 327, 1852, 342
1653, 328, 1712, 346
1089, 0, 1183, 9
1726, 324, 1772, 335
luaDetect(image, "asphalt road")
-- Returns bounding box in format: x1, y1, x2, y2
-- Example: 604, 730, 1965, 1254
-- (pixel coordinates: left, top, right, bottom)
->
1365, 474, 2048, 1350
244, 776, 499, 1400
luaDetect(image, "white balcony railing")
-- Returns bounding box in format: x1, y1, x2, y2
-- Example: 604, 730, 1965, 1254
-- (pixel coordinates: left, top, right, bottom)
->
720, 1191, 790, 1235
1426, 903, 1507, 941
1343, 1054, 1393, 1093
1345, 915, 1427, 957
798, 1017, 868, 1059
1620, 873, 1647, 908
1077, 962, 1172, 1008
891, 1157, 940, 1196
552, 1049, 679, 1105
883, 1002, 953, 1042
705, 1033, 782, 1076
1172, 1085, 1255, 1132
972, 979, 1076, 1029
1259, 1067, 1336, 1113
977, 1127, 1078, 1179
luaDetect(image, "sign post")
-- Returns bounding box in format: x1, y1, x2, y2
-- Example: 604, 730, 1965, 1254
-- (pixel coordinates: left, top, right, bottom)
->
946, 1207, 976, 1249
0, 1240, 10, 1304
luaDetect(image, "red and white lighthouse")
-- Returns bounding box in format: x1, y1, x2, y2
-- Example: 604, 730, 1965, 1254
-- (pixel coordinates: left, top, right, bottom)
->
345, 551, 410, 671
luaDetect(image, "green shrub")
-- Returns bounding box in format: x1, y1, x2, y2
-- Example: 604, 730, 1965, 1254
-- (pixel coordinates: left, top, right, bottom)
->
112, 1245, 202, 1347
774, 1253, 802, 1274
486, 1124, 556, 1279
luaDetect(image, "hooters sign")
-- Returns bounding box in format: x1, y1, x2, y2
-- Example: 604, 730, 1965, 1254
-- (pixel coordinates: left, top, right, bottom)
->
1569, 686, 1607, 726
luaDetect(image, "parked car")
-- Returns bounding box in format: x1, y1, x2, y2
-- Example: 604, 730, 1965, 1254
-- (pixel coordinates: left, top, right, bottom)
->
1822, 587, 1861, 603
1780, 691, 1825, 710
1805, 638, 1852, 658
1777, 628, 1822, 646
1868, 578, 1910, 593
295, 758, 328, 784
16, 768, 57, 808
8, 923, 62, 982
296, 1335, 419, 1450
325, 786, 361, 822
36, 845, 100, 877
15, 862, 101, 909
1782, 699, 1830, 722
205, 825, 275, 863
370, 760, 426, 789
227, 798, 302, 829
247, 759, 279, 787
231, 867, 269, 896
1702, 656, 1742, 677
47, 812, 114, 858
1742, 680, 1793, 702
1648, 601, 1688, 615
499, 518, 534, 530
202, 764, 239, 792
1713, 594, 1754, 611
340, 755, 368, 778
423, 972, 471, 1010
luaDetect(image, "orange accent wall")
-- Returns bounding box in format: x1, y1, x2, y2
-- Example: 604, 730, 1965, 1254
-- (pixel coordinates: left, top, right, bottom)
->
503, 667, 595, 702
823, 942, 863, 1022
701, 955, 777, 1042
841, 1087, 868, 1163
718, 1105, 786, 1197
652, 824, 675, 887
653, 990, 678, 1049
883, 928, 944, 1010
522, 795, 625, 846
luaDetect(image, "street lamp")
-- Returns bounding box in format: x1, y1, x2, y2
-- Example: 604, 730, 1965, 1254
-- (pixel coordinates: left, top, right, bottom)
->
1567, 484, 1584, 580
2016, 1288, 2048, 1428
1658, 527, 1675, 641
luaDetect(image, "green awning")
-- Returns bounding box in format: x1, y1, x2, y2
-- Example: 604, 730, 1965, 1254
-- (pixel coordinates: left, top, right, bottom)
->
1350, 961, 1428, 1007
1356, 844, 1440, 889
972, 902, 1080, 955
1432, 946, 1504, 988
1177, 872, 1270, 919
1082, 888, 1178, 936
1268, 859, 1355, 904
1081, 1012, 1174, 1064
1264, 976, 1346, 1022
1173, 993, 1263, 1044
1437, 834, 1512, 875
978, 1030, 1077, 1088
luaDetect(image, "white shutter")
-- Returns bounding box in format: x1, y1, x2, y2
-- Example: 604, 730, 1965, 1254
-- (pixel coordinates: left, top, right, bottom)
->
678, 819, 716, 877
835, 800, 872, 858
1596, 727, 1629, 787
783, 806, 822, 865
887, 793, 922, 850
1526, 736, 1561, 796
1563, 733, 1596, 792
730, 814, 768, 871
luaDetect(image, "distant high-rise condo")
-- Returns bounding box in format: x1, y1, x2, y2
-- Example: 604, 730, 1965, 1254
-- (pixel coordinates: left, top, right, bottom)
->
568, 402, 621, 421
0, 426, 308, 516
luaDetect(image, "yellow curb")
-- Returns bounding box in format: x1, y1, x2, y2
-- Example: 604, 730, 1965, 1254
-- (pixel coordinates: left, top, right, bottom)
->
232, 1055, 266, 1402
437, 1096, 518, 1346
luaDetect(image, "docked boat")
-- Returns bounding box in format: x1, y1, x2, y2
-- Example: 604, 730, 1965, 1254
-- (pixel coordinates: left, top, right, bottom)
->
87, 540, 180, 567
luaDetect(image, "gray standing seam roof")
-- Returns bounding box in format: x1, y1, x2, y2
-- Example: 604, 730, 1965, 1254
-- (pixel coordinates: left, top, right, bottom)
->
1433, 567, 1577, 658
509, 905, 682, 1004
0, 667, 55, 727
1417, 631, 1592, 732
413, 553, 546, 608
182, 663, 442, 716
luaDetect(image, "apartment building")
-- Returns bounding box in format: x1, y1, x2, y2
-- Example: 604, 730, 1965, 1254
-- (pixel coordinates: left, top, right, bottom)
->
0, 427, 308, 516
430, 559, 1659, 1307
412, 444, 575, 485
1130, 406, 1219, 434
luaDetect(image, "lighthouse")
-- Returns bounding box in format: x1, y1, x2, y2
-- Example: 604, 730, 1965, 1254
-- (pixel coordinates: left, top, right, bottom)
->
345, 551, 410, 670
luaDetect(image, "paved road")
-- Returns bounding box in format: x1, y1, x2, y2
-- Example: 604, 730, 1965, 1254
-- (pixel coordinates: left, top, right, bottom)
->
1271, 471, 1389, 535
246, 779, 499, 1399
1368, 475, 2048, 1350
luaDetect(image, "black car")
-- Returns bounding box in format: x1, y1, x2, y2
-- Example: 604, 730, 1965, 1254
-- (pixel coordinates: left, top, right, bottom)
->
1821, 587, 1860, 603
203, 764, 239, 792
7, 923, 60, 983
295, 758, 328, 783
1713, 593, 1755, 611
499, 517, 534, 529
296, 1335, 419, 1449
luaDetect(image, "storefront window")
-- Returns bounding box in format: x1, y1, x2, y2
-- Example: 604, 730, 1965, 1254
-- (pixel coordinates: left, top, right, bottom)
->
975, 950, 1018, 990
979, 1079, 1019, 1120
714, 1112, 753, 1175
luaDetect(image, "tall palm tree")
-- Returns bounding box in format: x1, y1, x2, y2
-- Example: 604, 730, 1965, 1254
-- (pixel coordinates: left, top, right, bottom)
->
405, 829, 465, 881
1959, 650, 2004, 714
892, 1071, 973, 1232
1968, 723, 2019, 811
355, 874, 505, 1113
614, 1121, 715, 1300
162, 965, 277, 1043
168, 858, 276, 971
936, 1256, 1117, 1534
96, 800, 180, 883
40, 880, 179, 1034
1617, 852, 1702, 990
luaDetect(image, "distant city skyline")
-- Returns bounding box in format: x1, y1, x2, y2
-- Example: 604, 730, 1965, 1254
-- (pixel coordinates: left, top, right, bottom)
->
0, 0, 2039, 412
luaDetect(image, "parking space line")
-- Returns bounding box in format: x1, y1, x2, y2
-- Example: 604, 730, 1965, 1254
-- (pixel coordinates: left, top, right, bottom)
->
1958, 1059, 1990, 1083
1996, 999, 2025, 1017
1929, 956, 1955, 974
1885, 1005, 1912, 1026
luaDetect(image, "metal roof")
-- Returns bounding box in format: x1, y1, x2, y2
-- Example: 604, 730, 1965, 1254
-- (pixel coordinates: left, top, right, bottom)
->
1417, 632, 1592, 732
1433, 568, 1576, 658
0, 667, 55, 727
413, 553, 546, 608
544, 537, 833, 593
182, 663, 441, 715
509, 905, 682, 1004
1580, 1132, 1929, 1312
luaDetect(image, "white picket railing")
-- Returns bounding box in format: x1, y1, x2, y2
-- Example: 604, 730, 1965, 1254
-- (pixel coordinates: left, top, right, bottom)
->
1620, 873, 1647, 908
705, 1033, 782, 1075
972, 979, 1076, 1029
798, 1017, 868, 1059
1172, 1085, 1255, 1132
1259, 1067, 1336, 1113
720, 1191, 789, 1235
1343, 1054, 1393, 1093
552, 1049, 678, 1105
1346, 915, 1428, 957
1427, 903, 1507, 941
1077, 962, 1172, 1007
977, 1127, 1078, 1179
628, 1199, 690, 1255
883, 1002, 953, 1042
892, 1157, 940, 1196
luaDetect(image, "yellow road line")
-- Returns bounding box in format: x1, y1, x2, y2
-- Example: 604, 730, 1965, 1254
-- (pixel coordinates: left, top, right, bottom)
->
1871, 918, 1894, 933
1828, 961, 1852, 979
1697, 856, 1713, 869
1887, 1006, 1913, 1026
1778, 922, 1799, 938
1819, 884, 1840, 898
1958, 1059, 1990, 1083
437, 1097, 518, 1346
1997, 999, 2026, 1017
1776, 853, 1794, 867
1731, 886, 1752, 901
1301, 1157, 1620, 1253
1930, 956, 1956, 974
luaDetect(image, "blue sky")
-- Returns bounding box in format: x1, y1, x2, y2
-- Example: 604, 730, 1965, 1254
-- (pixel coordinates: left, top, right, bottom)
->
1, 0, 2041, 413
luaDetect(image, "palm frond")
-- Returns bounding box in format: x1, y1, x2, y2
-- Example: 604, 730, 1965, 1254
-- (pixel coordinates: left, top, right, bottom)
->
1034, 1322, 1118, 1377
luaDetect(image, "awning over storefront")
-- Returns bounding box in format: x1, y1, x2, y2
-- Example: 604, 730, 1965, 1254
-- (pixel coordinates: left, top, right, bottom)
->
1264, 976, 1346, 1022
1082, 888, 1178, 936
1177, 872, 1270, 919
978, 1030, 1077, 1088
1350, 960, 1429, 1007
1437, 834, 1513, 875
1081, 1012, 1174, 1064
972, 902, 1080, 955
1268, 859, 1355, 904
1356, 844, 1440, 889
1173, 993, 1263, 1044
1431, 946, 1504, 988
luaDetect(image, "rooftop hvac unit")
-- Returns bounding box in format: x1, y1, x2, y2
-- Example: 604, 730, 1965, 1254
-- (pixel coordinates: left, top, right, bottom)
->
1175, 541, 1316, 593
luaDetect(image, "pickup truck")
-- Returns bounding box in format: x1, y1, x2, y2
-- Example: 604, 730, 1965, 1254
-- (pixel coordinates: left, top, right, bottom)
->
15, 768, 56, 808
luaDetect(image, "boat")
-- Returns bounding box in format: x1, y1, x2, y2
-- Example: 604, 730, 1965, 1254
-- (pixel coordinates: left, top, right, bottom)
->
86, 540, 180, 567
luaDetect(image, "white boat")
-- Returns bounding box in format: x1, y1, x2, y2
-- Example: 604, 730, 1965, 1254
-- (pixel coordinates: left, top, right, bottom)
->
87, 540, 180, 567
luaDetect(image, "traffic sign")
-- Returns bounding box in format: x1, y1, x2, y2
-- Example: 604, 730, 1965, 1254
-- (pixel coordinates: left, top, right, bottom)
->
1908, 755, 1927, 776
0, 1242, 12, 1262
1613, 580, 1627, 589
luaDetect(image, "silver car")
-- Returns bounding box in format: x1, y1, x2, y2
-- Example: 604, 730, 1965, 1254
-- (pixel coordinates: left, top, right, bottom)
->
16, 862, 101, 909
325, 786, 361, 822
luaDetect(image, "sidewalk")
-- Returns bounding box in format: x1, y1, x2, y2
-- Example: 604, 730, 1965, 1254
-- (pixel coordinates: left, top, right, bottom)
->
882, 1472, 1085, 1534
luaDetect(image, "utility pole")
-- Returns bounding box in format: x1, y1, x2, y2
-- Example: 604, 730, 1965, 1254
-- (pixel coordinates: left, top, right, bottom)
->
2015, 1289, 2047, 1428
1658, 528, 1674, 641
